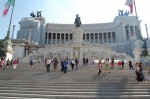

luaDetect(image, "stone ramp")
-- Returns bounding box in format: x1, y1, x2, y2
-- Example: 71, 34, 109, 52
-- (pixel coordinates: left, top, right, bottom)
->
0, 63, 150, 99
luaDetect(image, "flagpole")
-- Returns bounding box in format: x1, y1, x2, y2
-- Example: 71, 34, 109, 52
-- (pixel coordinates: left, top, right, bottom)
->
6, 0, 15, 39
133, 0, 142, 39
133, 0, 138, 27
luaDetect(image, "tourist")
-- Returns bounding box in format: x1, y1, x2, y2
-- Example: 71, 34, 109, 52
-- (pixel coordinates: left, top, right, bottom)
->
75, 58, 79, 70
121, 58, 124, 69
17, 58, 19, 64
13, 59, 18, 69
138, 62, 145, 82
10, 59, 13, 66
45, 58, 47, 66
97, 60, 102, 76
111, 58, 114, 69
148, 60, 150, 75
29, 59, 34, 70
71, 59, 75, 70
118, 61, 122, 70
46, 58, 51, 72
83, 58, 86, 66
86, 58, 89, 66
129, 61, 134, 70
0, 59, 2, 69
34, 59, 37, 65
63, 58, 68, 73
135, 62, 141, 82
60, 58, 64, 72
0, 58, 5, 68
104, 58, 110, 73
147, 60, 150, 82
6, 58, 10, 68
53, 57, 59, 70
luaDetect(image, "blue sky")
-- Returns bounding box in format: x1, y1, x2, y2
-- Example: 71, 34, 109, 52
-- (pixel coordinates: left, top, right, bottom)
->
0, 0, 150, 39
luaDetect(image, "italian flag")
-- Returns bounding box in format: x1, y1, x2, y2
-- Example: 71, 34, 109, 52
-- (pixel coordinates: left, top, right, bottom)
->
125, 0, 133, 14
3, 0, 15, 17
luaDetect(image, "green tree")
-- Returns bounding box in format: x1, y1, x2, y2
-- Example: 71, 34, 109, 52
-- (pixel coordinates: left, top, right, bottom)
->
0, 40, 6, 57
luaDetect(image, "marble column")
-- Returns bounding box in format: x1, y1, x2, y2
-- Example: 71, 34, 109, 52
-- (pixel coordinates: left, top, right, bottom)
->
128, 25, 131, 40
89, 33, 91, 43
98, 33, 100, 44
51, 33, 53, 45
94, 33, 95, 44
102, 33, 104, 44
46, 33, 49, 44
106, 33, 108, 43
111, 32, 113, 43
64, 33, 66, 43
55, 33, 57, 44
85, 33, 87, 42
60, 33, 61, 44
133, 26, 136, 38
68, 33, 70, 41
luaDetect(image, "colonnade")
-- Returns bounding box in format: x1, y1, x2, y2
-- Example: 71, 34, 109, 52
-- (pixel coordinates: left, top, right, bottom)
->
125, 25, 137, 41
45, 32, 116, 45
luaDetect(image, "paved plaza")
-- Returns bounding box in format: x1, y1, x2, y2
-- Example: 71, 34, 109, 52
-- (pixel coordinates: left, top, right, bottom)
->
0, 62, 150, 99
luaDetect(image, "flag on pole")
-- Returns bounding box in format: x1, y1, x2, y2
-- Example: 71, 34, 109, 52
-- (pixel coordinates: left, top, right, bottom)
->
125, 0, 133, 14
3, 0, 15, 17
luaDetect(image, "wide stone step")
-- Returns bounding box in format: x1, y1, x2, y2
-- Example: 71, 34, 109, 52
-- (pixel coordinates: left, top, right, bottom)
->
1, 84, 150, 88
1, 88, 150, 92
0, 93, 150, 99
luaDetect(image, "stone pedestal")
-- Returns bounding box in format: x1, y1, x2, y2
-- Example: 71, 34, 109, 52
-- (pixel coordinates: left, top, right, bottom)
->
2, 34, 14, 60
133, 39, 144, 62
71, 28, 84, 43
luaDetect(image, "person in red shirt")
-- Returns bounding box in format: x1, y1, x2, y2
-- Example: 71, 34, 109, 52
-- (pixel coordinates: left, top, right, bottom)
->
13, 60, 18, 69
118, 61, 122, 70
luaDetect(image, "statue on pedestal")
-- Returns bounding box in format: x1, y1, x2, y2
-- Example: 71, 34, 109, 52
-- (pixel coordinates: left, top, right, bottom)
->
74, 14, 82, 27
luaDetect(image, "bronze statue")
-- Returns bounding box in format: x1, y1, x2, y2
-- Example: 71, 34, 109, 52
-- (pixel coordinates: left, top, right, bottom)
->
30, 11, 42, 17
74, 14, 81, 27
30, 11, 35, 17
37, 11, 42, 17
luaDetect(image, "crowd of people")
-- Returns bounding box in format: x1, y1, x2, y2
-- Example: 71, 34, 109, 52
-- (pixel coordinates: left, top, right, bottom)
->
1, 56, 150, 82
97, 58, 150, 82
44, 57, 79, 74
0, 58, 19, 69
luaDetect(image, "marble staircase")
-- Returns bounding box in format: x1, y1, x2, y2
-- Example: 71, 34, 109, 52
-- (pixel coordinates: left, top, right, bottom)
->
0, 63, 149, 99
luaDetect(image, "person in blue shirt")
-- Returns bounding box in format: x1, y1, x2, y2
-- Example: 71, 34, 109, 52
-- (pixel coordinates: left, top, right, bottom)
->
75, 58, 79, 70
63, 59, 68, 73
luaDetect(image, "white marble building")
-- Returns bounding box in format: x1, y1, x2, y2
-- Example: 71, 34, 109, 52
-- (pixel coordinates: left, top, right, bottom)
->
18, 16, 141, 58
